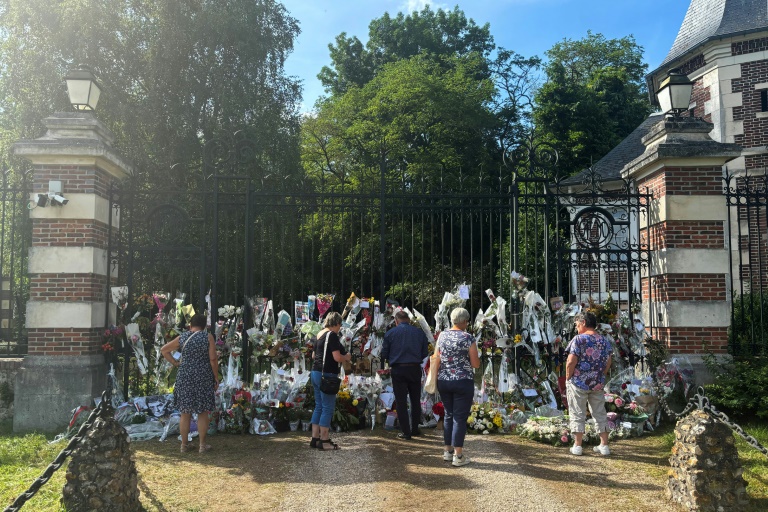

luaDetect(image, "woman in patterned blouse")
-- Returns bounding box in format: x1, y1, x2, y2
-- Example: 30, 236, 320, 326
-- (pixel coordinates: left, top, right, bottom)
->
434, 307, 480, 467
565, 311, 613, 456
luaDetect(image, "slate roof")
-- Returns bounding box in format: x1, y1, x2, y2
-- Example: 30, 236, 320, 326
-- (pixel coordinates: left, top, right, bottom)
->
657, 0, 768, 71
561, 113, 664, 185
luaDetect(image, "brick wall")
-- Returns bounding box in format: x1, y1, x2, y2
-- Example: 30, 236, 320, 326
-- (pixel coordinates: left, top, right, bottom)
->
33, 165, 111, 198
26, 328, 102, 356
32, 219, 110, 247
732, 37, 768, 56
27, 161, 118, 355
736, 201, 768, 291
638, 165, 730, 354
690, 77, 712, 122
643, 221, 725, 250
731, 58, 768, 164
652, 274, 727, 302
656, 327, 728, 353
29, 273, 109, 302
640, 167, 723, 198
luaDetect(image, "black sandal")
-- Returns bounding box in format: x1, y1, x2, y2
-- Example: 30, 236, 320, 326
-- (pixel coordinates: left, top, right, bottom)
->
318, 439, 340, 450
309, 437, 320, 448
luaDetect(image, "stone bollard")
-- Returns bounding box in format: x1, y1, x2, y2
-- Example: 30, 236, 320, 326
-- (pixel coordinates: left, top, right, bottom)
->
62, 410, 141, 511
667, 409, 748, 511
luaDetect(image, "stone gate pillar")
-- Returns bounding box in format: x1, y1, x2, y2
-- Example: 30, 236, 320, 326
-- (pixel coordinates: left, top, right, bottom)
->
623, 117, 740, 371
12, 112, 132, 432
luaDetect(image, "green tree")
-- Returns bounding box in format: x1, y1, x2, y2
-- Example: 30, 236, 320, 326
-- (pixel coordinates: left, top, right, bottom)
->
0, 0, 302, 177
533, 31, 652, 175
318, 6, 494, 97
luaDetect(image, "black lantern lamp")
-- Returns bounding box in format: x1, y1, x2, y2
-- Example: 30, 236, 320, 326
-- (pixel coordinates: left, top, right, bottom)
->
656, 69, 694, 117
64, 67, 102, 111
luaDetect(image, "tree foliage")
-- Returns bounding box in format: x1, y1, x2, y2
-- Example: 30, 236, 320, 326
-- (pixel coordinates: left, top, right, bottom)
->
318, 6, 494, 97
0, 0, 302, 177
533, 31, 652, 175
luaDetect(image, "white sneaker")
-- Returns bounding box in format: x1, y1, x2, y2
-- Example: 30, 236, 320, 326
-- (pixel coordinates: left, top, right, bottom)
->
593, 444, 611, 455
570, 445, 583, 456
443, 450, 454, 461
452, 454, 471, 467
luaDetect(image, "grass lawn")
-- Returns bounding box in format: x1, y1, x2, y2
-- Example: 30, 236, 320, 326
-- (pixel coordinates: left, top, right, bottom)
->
1, 417, 766, 512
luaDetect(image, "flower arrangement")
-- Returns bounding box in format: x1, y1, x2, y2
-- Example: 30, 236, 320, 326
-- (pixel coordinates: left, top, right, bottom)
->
224, 389, 253, 434
134, 293, 155, 314
332, 387, 360, 431
510, 271, 529, 293
467, 402, 503, 434
101, 326, 123, 353
517, 415, 632, 446
432, 402, 444, 420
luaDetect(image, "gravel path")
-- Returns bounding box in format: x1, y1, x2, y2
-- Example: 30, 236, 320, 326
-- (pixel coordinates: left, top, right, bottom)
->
278, 429, 578, 512
133, 427, 681, 512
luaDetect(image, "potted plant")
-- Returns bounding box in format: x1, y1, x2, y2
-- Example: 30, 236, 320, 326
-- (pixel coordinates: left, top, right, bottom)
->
300, 408, 313, 431
287, 403, 301, 431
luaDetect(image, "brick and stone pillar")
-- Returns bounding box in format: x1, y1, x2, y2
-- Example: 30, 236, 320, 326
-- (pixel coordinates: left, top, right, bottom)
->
12, 112, 132, 433
623, 118, 741, 371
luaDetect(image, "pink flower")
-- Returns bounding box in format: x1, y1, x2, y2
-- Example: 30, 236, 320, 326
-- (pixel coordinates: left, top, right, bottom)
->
614, 398, 624, 407
561, 435, 569, 443
604, 394, 614, 403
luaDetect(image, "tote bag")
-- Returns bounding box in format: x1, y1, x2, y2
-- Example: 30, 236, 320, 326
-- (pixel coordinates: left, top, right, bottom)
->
424, 349, 439, 394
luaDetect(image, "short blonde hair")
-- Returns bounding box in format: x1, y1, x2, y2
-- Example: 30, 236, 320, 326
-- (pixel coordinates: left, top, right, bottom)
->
323, 311, 342, 327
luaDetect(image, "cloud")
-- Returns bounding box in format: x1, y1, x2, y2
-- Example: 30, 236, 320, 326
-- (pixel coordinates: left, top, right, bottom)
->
399, 0, 449, 13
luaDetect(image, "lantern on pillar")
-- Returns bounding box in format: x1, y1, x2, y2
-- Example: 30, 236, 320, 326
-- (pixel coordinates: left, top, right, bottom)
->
64, 67, 102, 112
656, 69, 693, 117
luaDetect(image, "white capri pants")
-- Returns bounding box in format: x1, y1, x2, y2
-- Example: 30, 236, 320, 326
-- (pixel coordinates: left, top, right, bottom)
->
566, 380, 608, 433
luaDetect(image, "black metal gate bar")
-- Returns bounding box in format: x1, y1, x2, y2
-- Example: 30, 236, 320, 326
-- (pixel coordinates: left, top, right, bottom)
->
0, 168, 31, 357
724, 168, 768, 356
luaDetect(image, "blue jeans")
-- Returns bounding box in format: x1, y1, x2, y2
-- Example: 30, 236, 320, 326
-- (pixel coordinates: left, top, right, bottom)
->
438, 379, 474, 448
310, 370, 338, 428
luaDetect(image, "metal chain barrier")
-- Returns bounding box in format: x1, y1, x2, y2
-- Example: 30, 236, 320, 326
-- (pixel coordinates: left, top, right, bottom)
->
3, 390, 113, 512
649, 364, 768, 458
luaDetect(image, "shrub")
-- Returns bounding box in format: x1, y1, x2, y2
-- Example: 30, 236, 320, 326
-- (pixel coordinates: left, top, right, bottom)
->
729, 292, 768, 356
703, 354, 768, 419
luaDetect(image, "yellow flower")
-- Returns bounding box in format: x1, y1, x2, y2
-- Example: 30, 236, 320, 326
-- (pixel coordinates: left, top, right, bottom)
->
493, 416, 503, 428
352, 399, 359, 406
514, 334, 523, 344
468, 415, 476, 424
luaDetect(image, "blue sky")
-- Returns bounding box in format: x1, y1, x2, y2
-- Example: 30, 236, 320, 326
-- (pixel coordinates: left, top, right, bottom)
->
279, 0, 691, 110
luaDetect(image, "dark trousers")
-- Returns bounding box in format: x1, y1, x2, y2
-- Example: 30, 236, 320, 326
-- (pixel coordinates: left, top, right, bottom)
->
391, 365, 423, 436
438, 379, 474, 448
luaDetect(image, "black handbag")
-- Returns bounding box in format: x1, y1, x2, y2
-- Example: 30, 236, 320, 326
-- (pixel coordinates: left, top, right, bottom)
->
319, 332, 341, 395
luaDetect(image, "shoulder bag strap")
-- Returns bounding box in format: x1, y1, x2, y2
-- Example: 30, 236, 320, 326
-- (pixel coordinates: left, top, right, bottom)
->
181, 330, 201, 358
321, 332, 328, 372
320, 332, 340, 376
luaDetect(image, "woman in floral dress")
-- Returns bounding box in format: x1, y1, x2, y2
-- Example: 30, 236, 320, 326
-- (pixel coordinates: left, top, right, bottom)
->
161, 314, 219, 453
565, 311, 613, 456
434, 307, 480, 467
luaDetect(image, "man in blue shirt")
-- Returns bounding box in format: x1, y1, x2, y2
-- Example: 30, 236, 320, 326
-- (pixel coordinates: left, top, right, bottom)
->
382, 310, 430, 439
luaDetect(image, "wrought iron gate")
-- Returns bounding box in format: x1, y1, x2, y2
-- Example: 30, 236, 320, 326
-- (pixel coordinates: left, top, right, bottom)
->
0, 168, 31, 357
112, 133, 652, 391
724, 168, 768, 356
